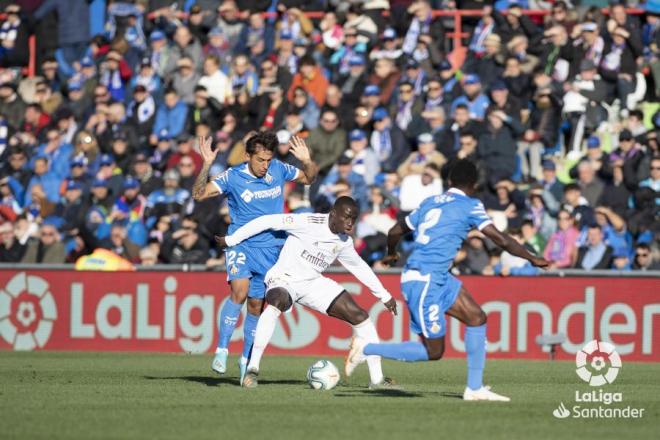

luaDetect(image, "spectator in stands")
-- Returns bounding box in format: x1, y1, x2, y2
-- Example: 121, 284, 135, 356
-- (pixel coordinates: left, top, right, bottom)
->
369, 109, 410, 173
21, 220, 66, 264
575, 224, 614, 270
0, 82, 25, 130
569, 135, 611, 182
345, 129, 379, 185
451, 74, 490, 120
562, 183, 595, 229
576, 161, 605, 207
161, 215, 209, 265
399, 162, 443, 213
307, 108, 346, 177
172, 57, 201, 105
478, 109, 523, 181
288, 55, 329, 107
609, 129, 650, 192
632, 243, 660, 270
543, 209, 579, 269
102, 223, 140, 263
519, 87, 561, 181
0, 220, 25, 262
398, 132, 446, 179
151, 89, 188, 145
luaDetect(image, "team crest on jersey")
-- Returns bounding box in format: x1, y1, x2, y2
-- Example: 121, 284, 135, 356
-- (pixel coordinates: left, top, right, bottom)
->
230, 265, 239, 275
284, 216, 294, 224
430, 322, 442, 334
241, 189, 254, 202
264, 173, 273, 184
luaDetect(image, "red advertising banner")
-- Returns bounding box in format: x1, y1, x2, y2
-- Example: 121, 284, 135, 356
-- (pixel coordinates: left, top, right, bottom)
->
0, 270, 658, 361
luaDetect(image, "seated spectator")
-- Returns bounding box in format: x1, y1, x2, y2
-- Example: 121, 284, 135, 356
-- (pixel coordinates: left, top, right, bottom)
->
576, 161, 605, 207
574, 224, 614, 270
611, 248, 632, 271
451, 74, 490, 121
198, 54, 231, 105
145, 169, 189, 225
632, 243, 660, 271
478, 109, 523, 181
101, 223, 140, 263
0, 220, 25, 262
318, 154, 368, 211
608, 129, 650, 192
161, 215, 209, 264
493, 229, 540, 276
399, 163, 443, 213
561, 183, 595, 229
398, 132, 446, 179
369, 109, 410, 173
345, 129, 380, 185
21, 220, 66, 264
454, 232, 490, 275
543, 210, 579, 269
150, 89, 189, 145
288, 55, 329, 108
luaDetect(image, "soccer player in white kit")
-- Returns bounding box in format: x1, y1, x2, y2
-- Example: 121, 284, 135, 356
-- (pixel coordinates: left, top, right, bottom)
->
215, 196, 398, 388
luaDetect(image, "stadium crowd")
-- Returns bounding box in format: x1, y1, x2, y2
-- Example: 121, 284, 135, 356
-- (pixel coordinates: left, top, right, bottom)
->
0, 0, 659, 274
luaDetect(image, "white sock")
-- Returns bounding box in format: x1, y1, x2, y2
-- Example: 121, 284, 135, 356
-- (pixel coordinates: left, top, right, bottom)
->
247, 305, 281, 372
353, 318, 384, 384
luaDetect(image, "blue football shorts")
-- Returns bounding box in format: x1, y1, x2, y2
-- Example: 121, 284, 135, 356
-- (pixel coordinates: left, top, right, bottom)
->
225, 243, 282, 299
401, 269, 462, 339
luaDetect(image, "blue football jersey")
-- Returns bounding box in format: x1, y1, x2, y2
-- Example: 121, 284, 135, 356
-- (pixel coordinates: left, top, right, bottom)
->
212, 159, 299, 247
404, 188, 492, 283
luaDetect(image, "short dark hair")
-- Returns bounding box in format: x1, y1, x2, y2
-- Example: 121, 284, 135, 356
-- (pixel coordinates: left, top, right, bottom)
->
298, 55, 316, 68
245, 131, 278, 154
564, 183, 581, 193
635, 243, 650, 252
454, 103, 469, 112
448, 159, 478, 188
333, 196, 359, 213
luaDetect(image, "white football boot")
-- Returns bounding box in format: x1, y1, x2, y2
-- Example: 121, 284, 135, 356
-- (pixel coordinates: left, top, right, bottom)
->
345, 336, 368, 377
211, 349, 228, 375
463, 385, 510, 402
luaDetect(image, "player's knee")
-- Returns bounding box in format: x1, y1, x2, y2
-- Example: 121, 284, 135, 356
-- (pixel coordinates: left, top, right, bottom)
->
349, 308, 370, 326
466, 310, 487, 327
265, 288, 292, 312
427, 345, 445, 361
246, 298, 263, 315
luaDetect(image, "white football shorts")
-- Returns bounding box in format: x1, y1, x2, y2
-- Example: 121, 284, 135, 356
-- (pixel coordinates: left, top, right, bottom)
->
264, 273, 345, 315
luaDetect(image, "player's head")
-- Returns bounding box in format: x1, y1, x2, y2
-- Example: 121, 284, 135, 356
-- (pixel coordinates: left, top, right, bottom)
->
448, 159, 478, 194
329, 196, 359, 235
245, 132, 277, 177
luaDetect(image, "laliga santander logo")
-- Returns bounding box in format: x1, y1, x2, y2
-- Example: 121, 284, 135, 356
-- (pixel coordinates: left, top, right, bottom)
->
0, 272, 57, 350
575, 340, 622, 386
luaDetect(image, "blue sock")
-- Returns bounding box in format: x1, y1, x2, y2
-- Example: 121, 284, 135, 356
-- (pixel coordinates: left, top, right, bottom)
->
217, 299, 242, 349
364, 342, 429, 362
242, 313, 259, 360
465, 324, 487, 391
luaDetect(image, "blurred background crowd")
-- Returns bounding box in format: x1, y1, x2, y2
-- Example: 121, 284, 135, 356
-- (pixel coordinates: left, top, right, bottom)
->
0, 0, 659, 274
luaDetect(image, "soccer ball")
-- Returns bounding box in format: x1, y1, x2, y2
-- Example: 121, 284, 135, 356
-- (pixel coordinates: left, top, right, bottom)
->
306, 360, 340, 390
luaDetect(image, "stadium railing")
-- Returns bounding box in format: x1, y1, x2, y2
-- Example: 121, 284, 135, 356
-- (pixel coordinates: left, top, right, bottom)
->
0, 263, 658, 277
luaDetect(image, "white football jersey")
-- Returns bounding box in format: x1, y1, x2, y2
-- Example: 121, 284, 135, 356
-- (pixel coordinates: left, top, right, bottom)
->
224, 213, 392, 302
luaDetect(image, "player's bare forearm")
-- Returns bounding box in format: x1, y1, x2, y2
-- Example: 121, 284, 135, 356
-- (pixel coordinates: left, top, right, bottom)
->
298, 158, 318, 185
482, 224, 549, 268
385, 221, 411, 259
192, 162, 212, 201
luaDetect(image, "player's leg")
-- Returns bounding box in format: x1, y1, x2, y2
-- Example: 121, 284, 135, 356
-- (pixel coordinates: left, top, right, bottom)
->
240, 245, 281, 378
239, 277, 265, 383
325, 291, 387, 387
213, 278, 250, 375
243, 286, 293, 388
347, 271, 442, 366
446, 286, 508, 401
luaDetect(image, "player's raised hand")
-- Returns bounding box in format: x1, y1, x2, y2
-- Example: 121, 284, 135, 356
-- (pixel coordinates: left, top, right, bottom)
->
214, 235, 228, 249
198, 136, 218, 165
289, 136, 312, 163
379, 253, 399, 267
384, 298, 398, 316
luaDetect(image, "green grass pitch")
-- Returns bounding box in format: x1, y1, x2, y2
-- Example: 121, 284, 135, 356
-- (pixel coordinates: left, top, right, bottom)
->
1, 352, 658, 440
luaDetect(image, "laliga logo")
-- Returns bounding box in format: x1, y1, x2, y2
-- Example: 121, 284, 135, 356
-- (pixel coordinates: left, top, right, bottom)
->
575, 340, 622, 386
0, 272, 58, 351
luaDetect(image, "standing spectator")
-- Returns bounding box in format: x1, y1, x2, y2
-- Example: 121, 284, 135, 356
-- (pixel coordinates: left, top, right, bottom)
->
0, 4, 30, 68
34, 0, 90, 66
215, 0, 246, 54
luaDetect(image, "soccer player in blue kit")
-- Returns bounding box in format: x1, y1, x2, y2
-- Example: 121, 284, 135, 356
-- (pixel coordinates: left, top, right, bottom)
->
345, 160, 549, 401
192, 132, 317, 383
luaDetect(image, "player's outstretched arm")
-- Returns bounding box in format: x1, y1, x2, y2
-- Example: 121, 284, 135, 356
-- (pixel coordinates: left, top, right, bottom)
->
481, 224, 550, 268
215, 214, 306, 248
289, 136, 318, 185
380, 220, 412, 267
192, 136, 220, 201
